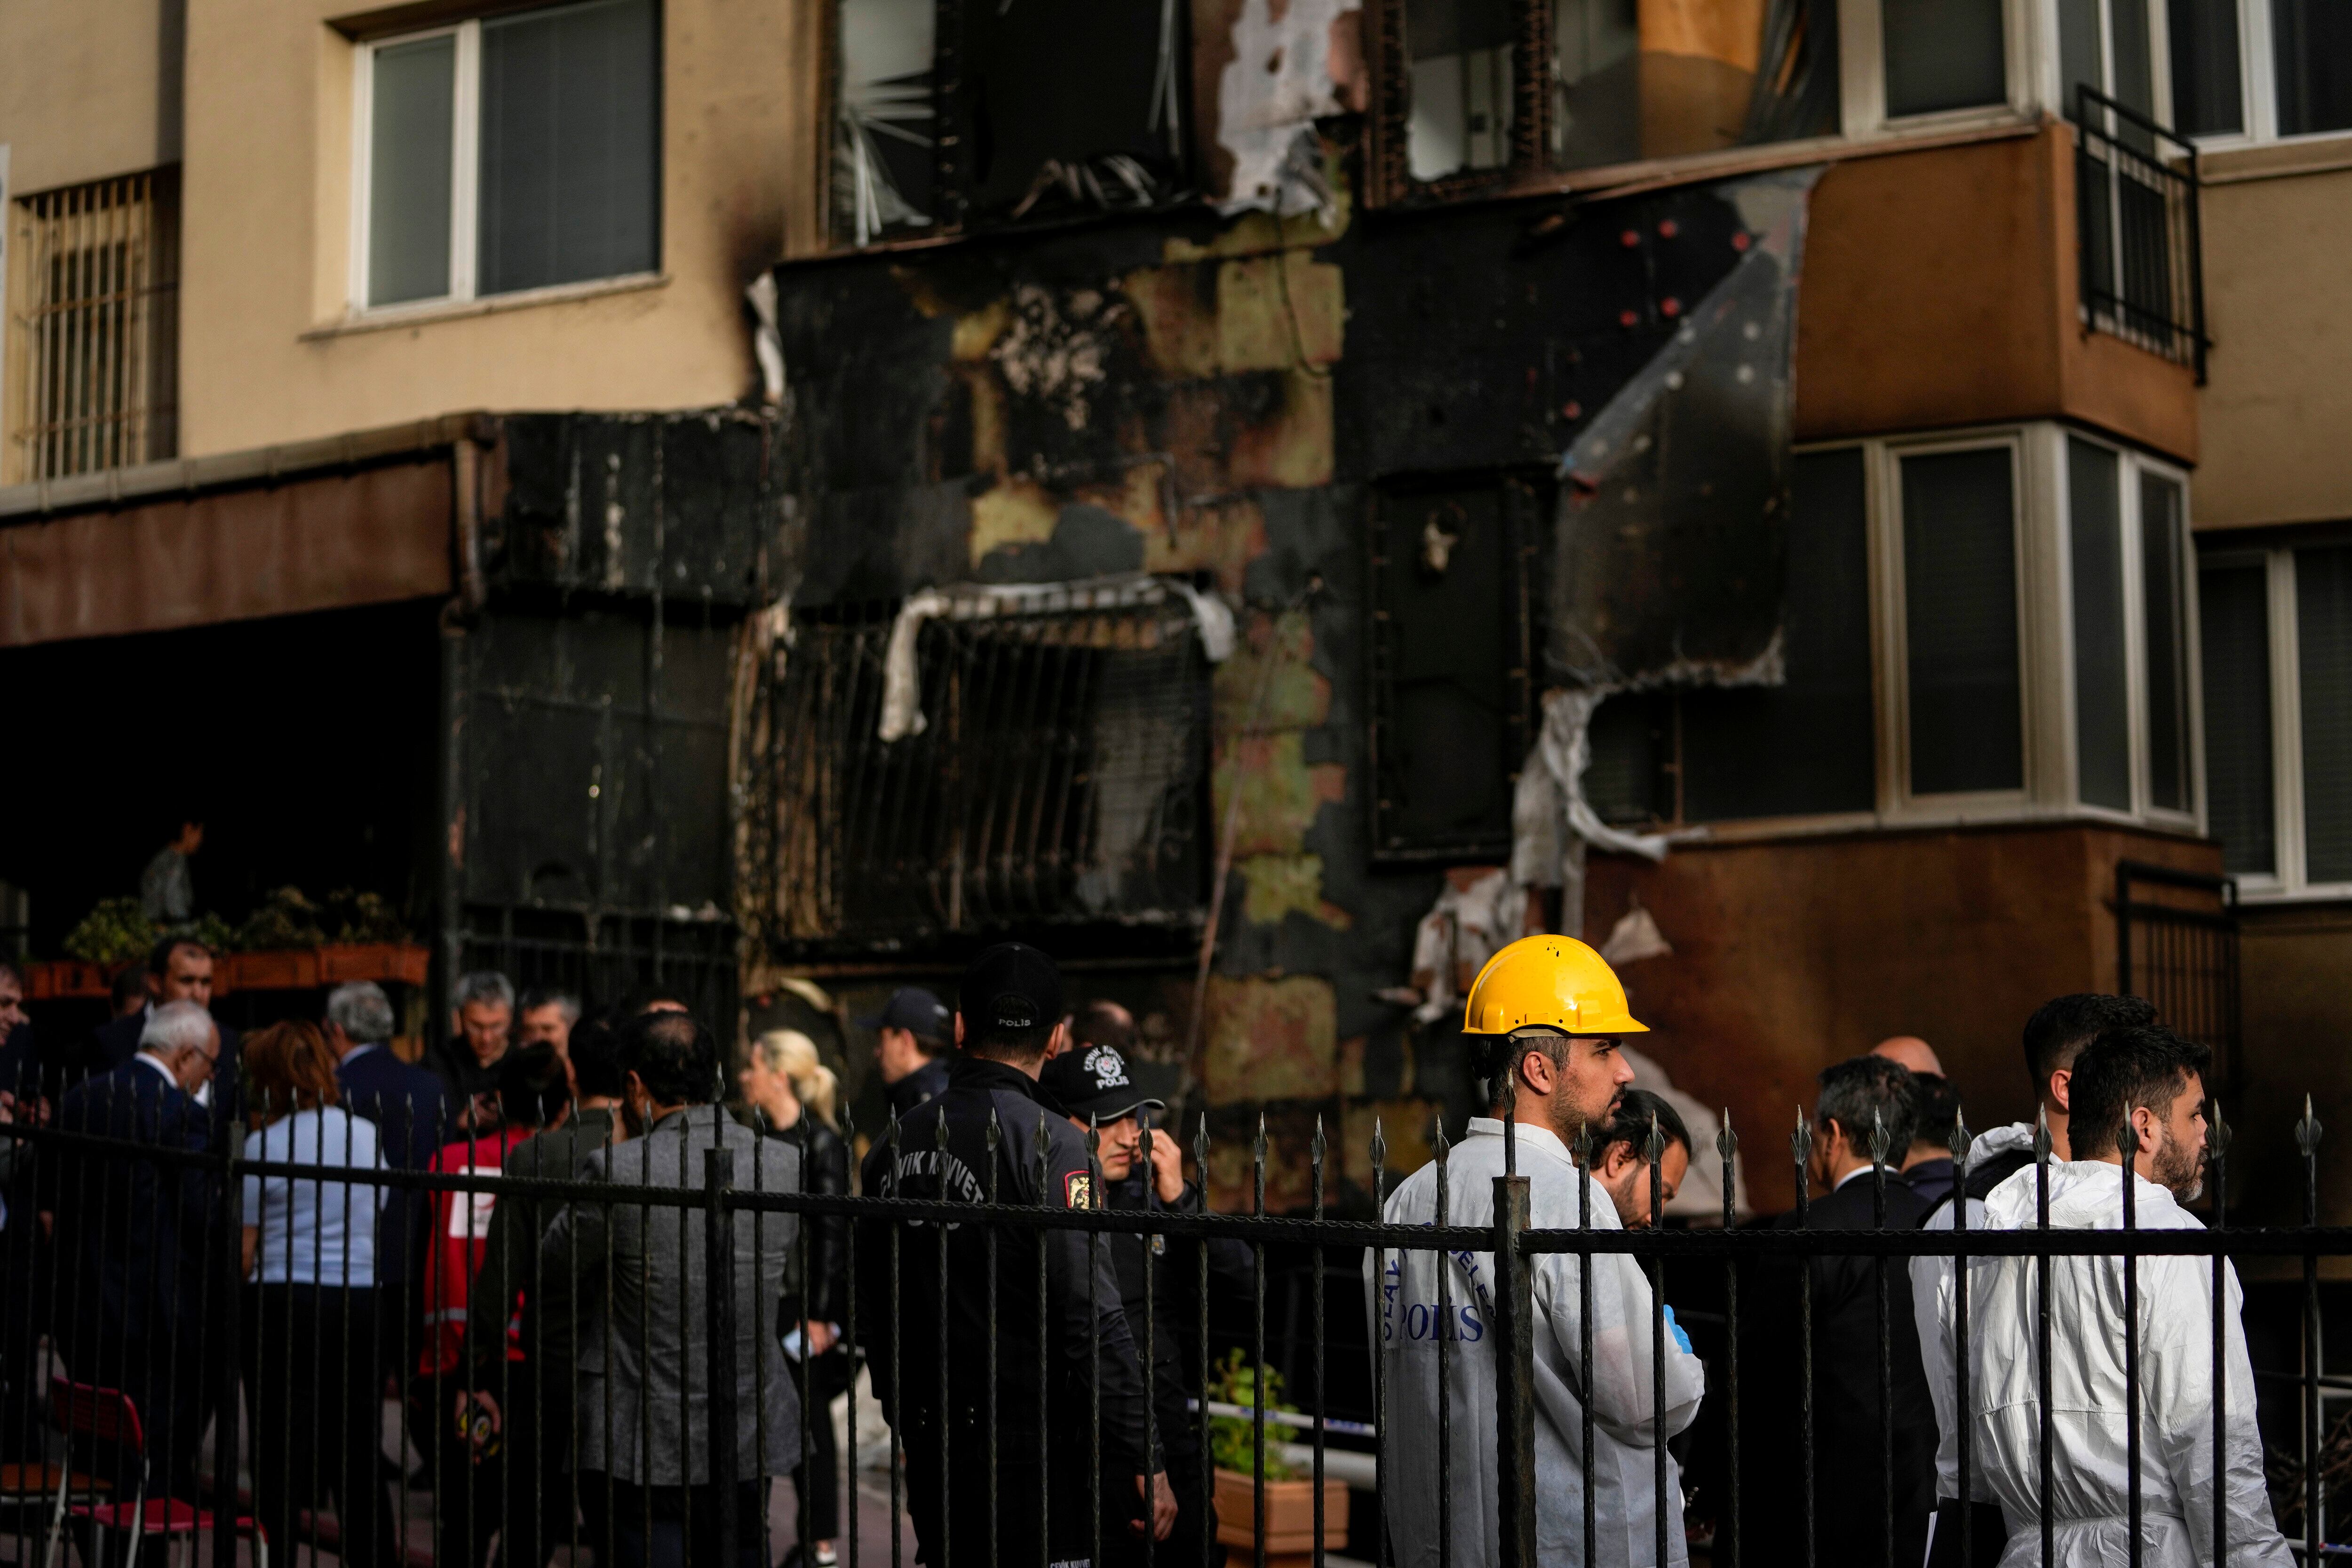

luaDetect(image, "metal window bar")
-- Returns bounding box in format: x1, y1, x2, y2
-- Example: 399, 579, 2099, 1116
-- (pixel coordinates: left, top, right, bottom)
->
2073, 87, 2209, 382
2116, 859, 2242, 1095
7, 168, 180, 483
11, 1060, 2352, 1568
762, 592, 1212, 949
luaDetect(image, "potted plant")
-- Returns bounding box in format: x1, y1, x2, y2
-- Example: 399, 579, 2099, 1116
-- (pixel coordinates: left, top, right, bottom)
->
1208, 1349, 1349, 1566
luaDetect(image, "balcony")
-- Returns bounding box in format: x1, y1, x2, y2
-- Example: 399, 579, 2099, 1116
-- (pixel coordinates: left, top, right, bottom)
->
1793, 119, 2202, 462
2074, 88, 2209, 382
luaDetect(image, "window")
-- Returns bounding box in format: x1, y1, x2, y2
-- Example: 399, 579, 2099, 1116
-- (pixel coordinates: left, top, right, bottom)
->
2165, 0, 2352, 141
826, 0, 1189, 247
355, 0, 659, 311
2064, 434, 2196, 819
1375, 0, 2030, 202
1900, 445, 2025, 796
2197, 542, 2352, 895
1368, 474, 1547, 860
1585, 447, 1878, 826
1882, 0, 2010, 118
1583, 425, 2202, 838
2060, 0, 2157, 126
6, 170, 179, 483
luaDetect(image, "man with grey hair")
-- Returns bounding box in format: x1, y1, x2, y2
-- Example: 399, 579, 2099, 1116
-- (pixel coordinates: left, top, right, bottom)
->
429, 970, 517, 1122
52, 999, 220, 1500
327, 982, 447, 1346
518, 987, 580, 1060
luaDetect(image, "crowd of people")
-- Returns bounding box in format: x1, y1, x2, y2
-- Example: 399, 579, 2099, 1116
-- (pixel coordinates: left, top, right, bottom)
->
0, 925, 2294, 1568
1375, 935, 2286, 1568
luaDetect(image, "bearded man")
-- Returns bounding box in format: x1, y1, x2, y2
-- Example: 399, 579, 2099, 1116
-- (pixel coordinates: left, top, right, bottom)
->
1960, 1024, 2289, 1567
1368, 936, 1704, 1568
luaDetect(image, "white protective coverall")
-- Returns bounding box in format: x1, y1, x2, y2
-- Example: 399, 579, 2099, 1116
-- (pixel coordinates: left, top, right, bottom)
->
1912, 1122, 2033, 1505
1367, 1118, 1705, 1568
1955, 1159, 2289, 1568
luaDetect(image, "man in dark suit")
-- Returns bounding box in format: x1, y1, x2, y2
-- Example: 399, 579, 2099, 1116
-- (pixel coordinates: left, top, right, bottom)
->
326, 980, 446, 1338
1735, 1054, 1939, 1568
52, 1000, 222, 1501
92, 936, 239, 1084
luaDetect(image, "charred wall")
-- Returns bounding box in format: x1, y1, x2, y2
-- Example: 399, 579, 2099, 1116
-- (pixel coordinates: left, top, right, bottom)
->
769, 143, 1770, 1210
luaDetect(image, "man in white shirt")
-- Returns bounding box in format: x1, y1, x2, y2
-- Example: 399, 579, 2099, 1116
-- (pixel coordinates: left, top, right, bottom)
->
1963, 1024, 2288, 1568
1369, 935, 1705, 1568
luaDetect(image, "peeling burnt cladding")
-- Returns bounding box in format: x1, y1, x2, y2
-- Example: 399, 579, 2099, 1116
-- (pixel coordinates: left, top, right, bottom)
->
771, 168, 1773, 612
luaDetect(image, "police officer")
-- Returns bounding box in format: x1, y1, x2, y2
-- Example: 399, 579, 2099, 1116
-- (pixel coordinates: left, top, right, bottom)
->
1041, 1033, 1250, 1568
860, 943, 1176, 1568
858, 986, 953, 1116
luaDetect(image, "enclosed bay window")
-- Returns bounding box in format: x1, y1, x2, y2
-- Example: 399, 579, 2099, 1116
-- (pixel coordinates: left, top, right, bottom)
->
1585, 423, 2202, 836
354, 0, 660, 311
2197, 542, 2352, 895
2166, 0, 2352, 141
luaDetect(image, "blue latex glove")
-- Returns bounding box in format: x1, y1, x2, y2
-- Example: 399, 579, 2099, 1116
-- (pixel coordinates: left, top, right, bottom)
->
1661, 1303, 1692, 1355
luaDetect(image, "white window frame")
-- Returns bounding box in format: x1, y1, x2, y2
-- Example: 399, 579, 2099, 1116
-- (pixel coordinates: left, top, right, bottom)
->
2054, 430, 2202, 831
2163, 0, 2352, 148
1839, 0, 2043, 136
2196, 544, 2352, 901
1692, 422, 2206, 844
351, 21, 482, 315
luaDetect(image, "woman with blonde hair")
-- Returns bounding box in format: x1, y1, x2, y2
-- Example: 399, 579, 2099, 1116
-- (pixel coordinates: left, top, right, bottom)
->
238, 1019, 397, 1568
739, 1028, 850, 1568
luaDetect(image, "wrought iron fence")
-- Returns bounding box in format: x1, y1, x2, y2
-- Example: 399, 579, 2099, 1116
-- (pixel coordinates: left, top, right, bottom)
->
0, 1057, 2344, 1568
2074, 87, 2208, 382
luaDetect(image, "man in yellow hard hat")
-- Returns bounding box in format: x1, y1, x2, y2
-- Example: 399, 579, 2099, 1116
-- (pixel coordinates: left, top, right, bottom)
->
1367, 935, 1706, 1568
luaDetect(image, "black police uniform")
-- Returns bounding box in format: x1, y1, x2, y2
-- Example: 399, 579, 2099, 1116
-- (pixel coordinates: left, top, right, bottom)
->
1097, 1165, 1252, 1568
860, 1055, 1158, 1568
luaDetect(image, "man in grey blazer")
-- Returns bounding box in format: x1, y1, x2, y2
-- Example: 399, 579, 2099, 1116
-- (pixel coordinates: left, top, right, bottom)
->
540, 1009, 803, 1568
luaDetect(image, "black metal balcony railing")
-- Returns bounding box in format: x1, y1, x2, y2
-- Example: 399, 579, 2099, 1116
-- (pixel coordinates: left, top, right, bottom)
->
2074, 87, 2209, 383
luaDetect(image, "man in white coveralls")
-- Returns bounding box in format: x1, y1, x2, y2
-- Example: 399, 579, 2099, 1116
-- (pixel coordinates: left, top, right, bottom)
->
1369, 935, 1707, 1568
1960, 1023, 2288, 1568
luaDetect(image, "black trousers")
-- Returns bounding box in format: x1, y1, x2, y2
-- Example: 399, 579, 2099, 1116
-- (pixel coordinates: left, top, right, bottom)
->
1099, 1448, 1209, 1568
602, 1477, 764, 1568
405, 1376, 504, 1568
241, 1285, 397, 1568
906, 1445, 1150, 1568
787, 1346, 852, 1542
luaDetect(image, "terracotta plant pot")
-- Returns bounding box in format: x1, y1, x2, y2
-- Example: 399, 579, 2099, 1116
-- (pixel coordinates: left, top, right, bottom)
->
1213, 1468, 1349, 1566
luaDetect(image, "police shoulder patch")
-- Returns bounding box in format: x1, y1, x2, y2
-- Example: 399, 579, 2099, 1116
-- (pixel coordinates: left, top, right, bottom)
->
1064, 1170, 1097, 1210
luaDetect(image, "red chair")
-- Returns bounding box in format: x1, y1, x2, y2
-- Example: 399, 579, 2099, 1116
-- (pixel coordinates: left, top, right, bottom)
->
42, 1377, 267, 1568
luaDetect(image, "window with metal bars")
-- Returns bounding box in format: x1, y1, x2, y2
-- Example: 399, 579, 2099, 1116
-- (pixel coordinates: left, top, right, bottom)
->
759, 588, 1213, 949
6, 168, 179, 484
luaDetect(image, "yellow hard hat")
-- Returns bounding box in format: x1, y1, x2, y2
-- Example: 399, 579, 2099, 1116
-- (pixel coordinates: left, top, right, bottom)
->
1461, 934, 1648, 1036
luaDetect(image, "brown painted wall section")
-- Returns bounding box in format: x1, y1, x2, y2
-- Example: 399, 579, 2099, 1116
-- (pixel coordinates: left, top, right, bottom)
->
0, 457, 452, 647
1795, 125, 2198, 463
1582, 821, 2219, 1212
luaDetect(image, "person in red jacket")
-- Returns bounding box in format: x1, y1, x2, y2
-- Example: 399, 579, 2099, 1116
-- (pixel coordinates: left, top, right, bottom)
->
408, 1043, 565, 1568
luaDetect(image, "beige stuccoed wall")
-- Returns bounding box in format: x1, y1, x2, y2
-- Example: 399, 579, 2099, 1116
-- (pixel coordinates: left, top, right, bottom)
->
165, 0, 822, 458
2192, 138, 2352, 533
0, 0, 177, 194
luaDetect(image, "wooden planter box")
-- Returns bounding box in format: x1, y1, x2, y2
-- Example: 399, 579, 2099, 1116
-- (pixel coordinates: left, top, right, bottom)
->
1213, 1468, 1349, 1565
24, 961, 109, 1000
221, 948, 321, 992
320, 943, 430, 986
26, 943, 427, 1000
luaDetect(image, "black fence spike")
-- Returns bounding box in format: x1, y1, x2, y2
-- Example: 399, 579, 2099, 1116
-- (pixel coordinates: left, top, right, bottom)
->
1869, 1104, 1890, 1167
1950, 1107, 1973, 1165
2297, 1094, 2324, 1158
1716, 1109, 1738, 1164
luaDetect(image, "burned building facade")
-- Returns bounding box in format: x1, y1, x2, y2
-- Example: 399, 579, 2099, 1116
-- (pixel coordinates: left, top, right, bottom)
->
11, 0, 2344, 1220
